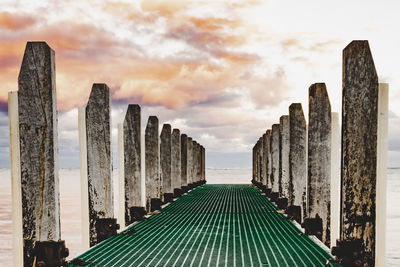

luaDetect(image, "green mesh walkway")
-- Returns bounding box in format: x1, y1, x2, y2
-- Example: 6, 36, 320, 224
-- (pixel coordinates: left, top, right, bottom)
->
70, 184, 339, 267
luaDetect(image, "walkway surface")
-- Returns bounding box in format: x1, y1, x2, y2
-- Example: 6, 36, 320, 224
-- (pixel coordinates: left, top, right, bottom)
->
69, 184, 339, 267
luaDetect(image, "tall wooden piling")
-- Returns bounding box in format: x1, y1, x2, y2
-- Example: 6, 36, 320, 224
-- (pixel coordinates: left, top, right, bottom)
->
289, 103, 307, 221
340, 41, 379, 265
83, 83, 114, 247
376, 83, 388, 266
160, 124, 173, 202
201, 146, 206, 181
121, 104, 142, 225
10, 42, 63, 265
261, 133, 267, 186
330, 112, 340, 249
265, 130, 272, 189
181, 134, 188, 191
145, 116, 161, 211
171, 129, 181, 196
271, 124, 280, 193
279, 115, 290, 198
307, 83, 331, 246
187, 137, 193, 186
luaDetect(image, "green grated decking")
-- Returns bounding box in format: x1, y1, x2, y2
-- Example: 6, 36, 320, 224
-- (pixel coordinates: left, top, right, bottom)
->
70, 185, 339, 267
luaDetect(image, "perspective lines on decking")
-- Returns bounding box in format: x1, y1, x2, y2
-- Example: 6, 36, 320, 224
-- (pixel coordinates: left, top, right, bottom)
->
70, 185, 337, 267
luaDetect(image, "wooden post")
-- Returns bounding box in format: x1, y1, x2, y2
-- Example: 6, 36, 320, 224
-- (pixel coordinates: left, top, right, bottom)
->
8, 92, 23, 267
271, 124, 280, 193
305, 83, 332, 246
145, 116, 161, 211
181, 134, 188, 192
288, 103, 307, 222
330, 112, 340, 249
171, 129, 181, 197
161, 124, 173, 202
15, 42, 65, 265
117, 123, 125, 228
337, 41, 379, 265
279, 115, 290, 199
84, 83, 115, 247
79, 107, 90, 250
376, 83, 388, 266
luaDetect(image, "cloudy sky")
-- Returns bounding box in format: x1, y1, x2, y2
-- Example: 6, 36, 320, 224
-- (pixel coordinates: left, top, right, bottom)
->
0, 0, 399, 168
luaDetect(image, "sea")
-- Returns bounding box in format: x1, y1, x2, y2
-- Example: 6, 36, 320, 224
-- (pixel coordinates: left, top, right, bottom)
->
0, 168, 398, 266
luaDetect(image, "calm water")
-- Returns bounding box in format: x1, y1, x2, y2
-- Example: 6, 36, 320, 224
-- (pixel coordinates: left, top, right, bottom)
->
0, 168, 398, 266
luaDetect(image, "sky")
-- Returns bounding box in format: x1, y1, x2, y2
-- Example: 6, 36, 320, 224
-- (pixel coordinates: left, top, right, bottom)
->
0, 0, 399, 168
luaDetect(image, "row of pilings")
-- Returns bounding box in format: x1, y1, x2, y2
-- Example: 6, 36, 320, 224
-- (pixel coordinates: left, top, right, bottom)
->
251, 40, 388, 267
8, 41, 206, 267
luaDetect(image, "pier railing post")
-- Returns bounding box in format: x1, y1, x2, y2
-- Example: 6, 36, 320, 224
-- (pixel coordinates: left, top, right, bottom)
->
122, 105, 144, 225
172, 129, 182, 197
83, 83, 117, 247
333, 40, 379, 266
145, 116, 161, 211
8, 91, 23, 267
181, 134, 188, 192
187, 137, 193, 188
271, 124, 280, 201
11, 42, 67, 266
376, 83, 388, 266
330, 112, 340, 249
279, 115, 290, 209
288, 103, 307, 223
305, 83, 331, 246
161, 124, 173, 203
265, 130, 272, 193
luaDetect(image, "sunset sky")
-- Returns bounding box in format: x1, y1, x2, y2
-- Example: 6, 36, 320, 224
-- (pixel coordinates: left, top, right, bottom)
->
0, 0, 399, 168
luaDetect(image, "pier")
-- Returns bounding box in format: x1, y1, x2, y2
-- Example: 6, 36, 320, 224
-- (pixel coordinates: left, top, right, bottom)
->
8, 40, 388, 267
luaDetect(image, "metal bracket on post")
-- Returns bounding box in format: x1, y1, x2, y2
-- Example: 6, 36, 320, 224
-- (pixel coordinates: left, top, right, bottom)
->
163, 193, 174, 204
277, 197, 288, 210
302, 215, 323, 240
174, 188, 182, 198
286, 205, 301, 224
264, 188, 272, 197
33, 240, 69, 267
332, 239, 367, 267
95, 218, 120, 244
270, 192, 279, 203
150, 198, 163, 212
129, 207, 147, 222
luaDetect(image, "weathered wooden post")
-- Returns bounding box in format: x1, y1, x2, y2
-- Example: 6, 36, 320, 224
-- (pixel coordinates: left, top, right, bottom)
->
287, 103, 307, 223
252, 144, 256, 184
304, 83, 331, 246
265, 130, 272, 194
181, 134, 189, 192
376, 83, 388, 266
270, 124, 280, 202
80, 83, 117, 247
201, 145, 206, 184
187, 137, 193, 188
330, 112, 340, 248
119, 104, 144, 226
161, 124, 173, 203
257, 137, 262, 187
172, 129, 182, 197
332, 41, 385, 266
279, 115, 290, 209
8, 42, 69, 266
192, 140, 198, 187
260, 133, 266, 189
145, 116, 161, 211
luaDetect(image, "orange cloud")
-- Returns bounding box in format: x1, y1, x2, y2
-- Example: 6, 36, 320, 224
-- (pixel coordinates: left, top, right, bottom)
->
0, 12, 36, 30
141, 0, 188, 18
